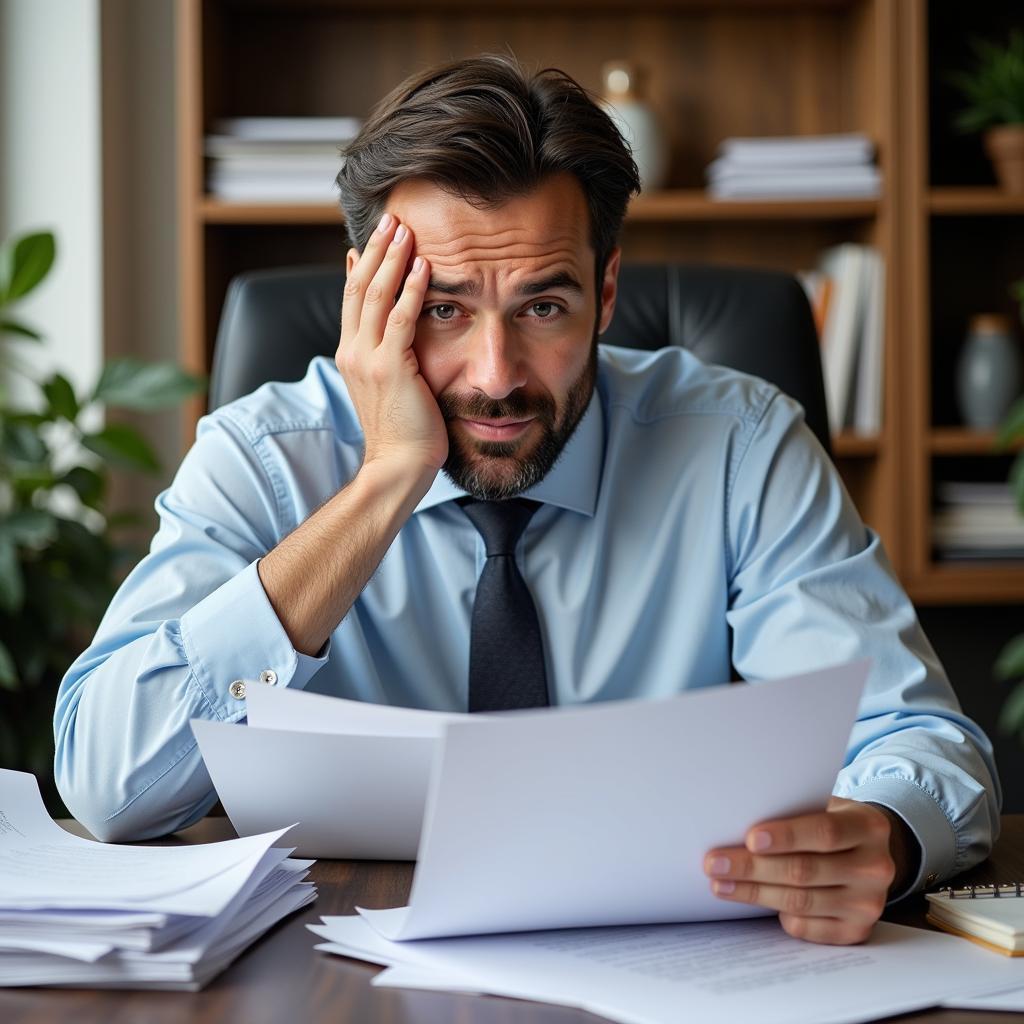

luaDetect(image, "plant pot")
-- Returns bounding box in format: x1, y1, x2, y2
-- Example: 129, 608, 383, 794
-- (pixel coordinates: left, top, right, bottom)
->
984, 125, 1024, 193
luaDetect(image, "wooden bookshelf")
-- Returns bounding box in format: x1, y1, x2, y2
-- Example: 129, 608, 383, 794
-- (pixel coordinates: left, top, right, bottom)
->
177, 0, 917, 587
900, 1, 1024, 605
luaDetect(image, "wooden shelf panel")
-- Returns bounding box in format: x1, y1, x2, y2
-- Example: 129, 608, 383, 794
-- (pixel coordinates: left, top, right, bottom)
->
909, 565, 1024, 606
930, 429, 1024, 455
200, 199, 344, 224
929, 188, 1024, 216
833, 433, 881, 457
199, 193, 879, 226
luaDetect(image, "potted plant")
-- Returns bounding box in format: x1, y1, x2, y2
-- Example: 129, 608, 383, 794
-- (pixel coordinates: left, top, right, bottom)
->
0, 229, 204, 808
948, 30, 1024, 193
994, 277, 1024, 737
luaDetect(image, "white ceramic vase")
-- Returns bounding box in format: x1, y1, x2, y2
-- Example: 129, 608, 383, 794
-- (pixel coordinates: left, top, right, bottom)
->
601, 61, 669, 192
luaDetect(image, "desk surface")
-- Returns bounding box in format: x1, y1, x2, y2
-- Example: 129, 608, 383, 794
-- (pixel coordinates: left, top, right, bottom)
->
2, 817, 1023, 1023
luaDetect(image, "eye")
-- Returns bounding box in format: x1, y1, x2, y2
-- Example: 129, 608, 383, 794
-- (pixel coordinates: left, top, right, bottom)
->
423, 303, 459, 322
525, 302, 566, 320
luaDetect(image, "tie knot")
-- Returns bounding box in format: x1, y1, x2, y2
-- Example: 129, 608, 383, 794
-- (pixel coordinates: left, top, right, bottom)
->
461, 499, 540, 557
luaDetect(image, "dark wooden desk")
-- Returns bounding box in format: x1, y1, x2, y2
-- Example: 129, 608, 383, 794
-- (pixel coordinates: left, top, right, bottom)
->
2, 818, 1023, 1024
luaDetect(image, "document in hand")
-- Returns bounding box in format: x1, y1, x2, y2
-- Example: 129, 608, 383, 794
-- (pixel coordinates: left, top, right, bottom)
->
0, 770, 316, 990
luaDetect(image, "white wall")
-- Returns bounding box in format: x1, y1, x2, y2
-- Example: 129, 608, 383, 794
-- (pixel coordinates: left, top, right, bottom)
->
0, 0, 104, 398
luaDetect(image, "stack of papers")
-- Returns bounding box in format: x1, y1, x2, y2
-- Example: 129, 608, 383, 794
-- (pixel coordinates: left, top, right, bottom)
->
705, 133, 881, 200
309, 914, 1024, 1024
205, 116, 362, 203
0, 770, 316, 990
932, 482, 1024, 560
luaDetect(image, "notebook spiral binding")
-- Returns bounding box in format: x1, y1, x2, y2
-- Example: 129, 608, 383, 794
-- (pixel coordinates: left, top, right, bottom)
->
939, 883, 1024, 900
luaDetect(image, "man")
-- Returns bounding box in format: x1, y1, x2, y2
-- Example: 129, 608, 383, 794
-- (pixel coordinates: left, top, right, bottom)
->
55, 55, 999, 946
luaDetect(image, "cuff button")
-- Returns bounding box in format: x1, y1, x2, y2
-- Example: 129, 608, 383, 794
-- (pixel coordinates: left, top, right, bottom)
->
925, 872, 938, 888
258, 669, 278, 685
229, 680, 247, 700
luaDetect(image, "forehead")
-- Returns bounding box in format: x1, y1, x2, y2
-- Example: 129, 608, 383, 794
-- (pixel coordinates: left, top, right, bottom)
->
382, 173, 592, 282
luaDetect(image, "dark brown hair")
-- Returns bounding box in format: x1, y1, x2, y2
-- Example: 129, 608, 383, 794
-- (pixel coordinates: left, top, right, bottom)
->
336, 53, 641, 288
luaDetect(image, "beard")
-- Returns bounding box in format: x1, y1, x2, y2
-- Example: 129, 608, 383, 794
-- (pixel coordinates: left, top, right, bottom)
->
437, 336, 598, 502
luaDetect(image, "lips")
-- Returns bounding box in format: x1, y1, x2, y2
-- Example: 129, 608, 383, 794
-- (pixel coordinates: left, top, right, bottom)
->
459, 417, 535, 441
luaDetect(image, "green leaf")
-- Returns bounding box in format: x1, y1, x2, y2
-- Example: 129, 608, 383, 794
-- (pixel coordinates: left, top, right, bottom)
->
0, 640, 17, 690
997, 397, 1024, 448
0, 318, 42, 340
60, 466, 106, 507
92, 359, 205, 411
1, 422, 47, 464
1, 509, 58, 547
996, 633, 1024, 681
0, 537, 24, 613
1000, 680, 1024, 734
41, 373, 79, 421
81, 424, 160, 472
3, 232, 55, 303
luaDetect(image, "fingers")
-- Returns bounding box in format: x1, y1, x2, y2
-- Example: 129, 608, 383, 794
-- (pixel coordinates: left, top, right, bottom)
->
380, 255, 431, 354
741, 805, 888, 856
779, 913, 875, 946
709, 876, 887, 924
341, 213, 415, 349
704, 846, 891, 891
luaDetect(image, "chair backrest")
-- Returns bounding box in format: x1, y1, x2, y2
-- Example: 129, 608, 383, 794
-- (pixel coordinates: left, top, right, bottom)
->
210, 263, 831, 454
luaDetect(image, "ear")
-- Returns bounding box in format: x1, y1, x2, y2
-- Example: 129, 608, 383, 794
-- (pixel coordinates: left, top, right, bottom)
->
597, 247, 621, 335
346, 247, 360, 276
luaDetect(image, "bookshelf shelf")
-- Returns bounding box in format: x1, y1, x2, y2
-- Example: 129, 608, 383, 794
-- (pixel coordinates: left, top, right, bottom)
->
928, 188, 1024, 216
929, 429, 1022, 456
200, 199, 343, 224
908, 565, 1024, 605
833, 434, 881, 457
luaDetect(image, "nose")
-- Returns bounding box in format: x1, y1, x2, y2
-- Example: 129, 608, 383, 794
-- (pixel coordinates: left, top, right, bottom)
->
463, 317, 527, 400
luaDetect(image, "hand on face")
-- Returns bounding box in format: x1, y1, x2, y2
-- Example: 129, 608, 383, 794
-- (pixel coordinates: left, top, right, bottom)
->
336, 213, 448, 474
704, 797, 897, 945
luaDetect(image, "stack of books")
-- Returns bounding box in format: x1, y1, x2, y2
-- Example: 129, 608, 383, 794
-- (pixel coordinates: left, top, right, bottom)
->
932, 482, 1024, 561
0, 770, 316, 990
705, 133, 881, 200
205, 116, 363, 203
798, 243, 886, 435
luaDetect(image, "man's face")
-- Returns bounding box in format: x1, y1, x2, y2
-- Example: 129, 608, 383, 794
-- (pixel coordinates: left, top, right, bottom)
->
380, 174, 620, 500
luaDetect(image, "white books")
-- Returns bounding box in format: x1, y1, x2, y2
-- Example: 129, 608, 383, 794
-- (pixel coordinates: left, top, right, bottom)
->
802, 244, 885, 435
0, 770, 316, 990
205, 116, 362, 202
932, 481, 1024, 559
705, 132, 880, 201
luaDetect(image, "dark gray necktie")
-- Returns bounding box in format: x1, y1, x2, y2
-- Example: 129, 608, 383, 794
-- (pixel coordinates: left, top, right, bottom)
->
461, 499, 550, 712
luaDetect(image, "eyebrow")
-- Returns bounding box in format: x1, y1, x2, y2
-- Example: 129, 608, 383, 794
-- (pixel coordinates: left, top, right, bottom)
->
425, 271, 585, 298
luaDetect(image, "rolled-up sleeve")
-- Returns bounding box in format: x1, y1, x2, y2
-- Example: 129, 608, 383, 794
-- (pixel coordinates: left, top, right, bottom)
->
725, 392, 1001, 894
53, 413, 329, 841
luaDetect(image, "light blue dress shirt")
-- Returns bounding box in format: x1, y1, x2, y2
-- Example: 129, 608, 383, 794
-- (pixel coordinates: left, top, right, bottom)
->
54, 346, 1000, 893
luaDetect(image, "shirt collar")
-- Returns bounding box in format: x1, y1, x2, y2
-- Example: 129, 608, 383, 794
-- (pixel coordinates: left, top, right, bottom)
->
413, 390, 604, 518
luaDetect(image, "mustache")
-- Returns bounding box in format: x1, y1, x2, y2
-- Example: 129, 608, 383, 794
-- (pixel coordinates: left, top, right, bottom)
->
437, 390, 556, 424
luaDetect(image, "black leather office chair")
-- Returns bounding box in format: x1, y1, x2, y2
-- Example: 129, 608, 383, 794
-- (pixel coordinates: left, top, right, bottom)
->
210, 263, 831, 455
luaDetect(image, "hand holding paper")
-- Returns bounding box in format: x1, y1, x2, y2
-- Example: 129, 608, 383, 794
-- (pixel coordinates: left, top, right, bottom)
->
704, 795, 896, 944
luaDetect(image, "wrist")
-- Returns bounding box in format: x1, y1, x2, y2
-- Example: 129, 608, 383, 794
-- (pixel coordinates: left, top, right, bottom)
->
356, 455, 438, 511
868, 803, 921, 898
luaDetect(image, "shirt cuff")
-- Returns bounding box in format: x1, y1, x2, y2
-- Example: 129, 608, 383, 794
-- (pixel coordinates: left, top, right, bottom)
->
179, 559, 330, 719
839, 778, 957, 902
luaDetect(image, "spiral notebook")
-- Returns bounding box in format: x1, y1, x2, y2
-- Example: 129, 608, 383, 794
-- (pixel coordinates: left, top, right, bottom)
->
926, 885, 1024, 956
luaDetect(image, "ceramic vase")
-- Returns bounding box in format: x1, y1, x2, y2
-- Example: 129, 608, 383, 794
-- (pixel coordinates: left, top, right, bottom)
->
956, 313, 1023, 429
601, 61, 669, 193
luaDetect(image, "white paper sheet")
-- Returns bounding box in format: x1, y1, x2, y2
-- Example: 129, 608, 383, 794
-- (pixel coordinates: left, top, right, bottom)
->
191, 719, 433, 858
360, 660, 870, 940
245, 685, 463, 737
313, 914, 1024, 1024
942, 984, 1024, 1010
0, 770, 292, 914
